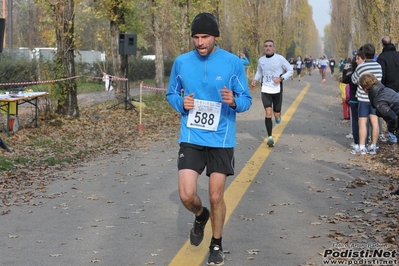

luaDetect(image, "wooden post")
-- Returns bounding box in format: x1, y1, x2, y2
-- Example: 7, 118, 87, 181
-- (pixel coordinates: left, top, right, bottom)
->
137, 81, 145, 132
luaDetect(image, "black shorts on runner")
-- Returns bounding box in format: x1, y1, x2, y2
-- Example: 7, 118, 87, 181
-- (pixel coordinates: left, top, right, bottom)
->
296, 68, 302, 75
261, 92, 283, 113
177, 143, 235, 177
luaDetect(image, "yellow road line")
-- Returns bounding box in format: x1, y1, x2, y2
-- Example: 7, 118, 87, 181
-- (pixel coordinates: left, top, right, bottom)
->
168, 82, 311, 266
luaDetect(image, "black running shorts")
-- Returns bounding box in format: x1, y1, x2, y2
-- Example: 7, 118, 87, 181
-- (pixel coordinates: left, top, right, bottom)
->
177, 143, 235, 177
261, 92, 283, 113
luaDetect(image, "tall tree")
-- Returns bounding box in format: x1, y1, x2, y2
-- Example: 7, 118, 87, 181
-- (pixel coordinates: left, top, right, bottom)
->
328, 0, 352, 59
149, 0, 166, 89
14, 0, 45, 48
49, 0, 79, 117
328, 0, 399, 57
74, 1, 109, 51
90, 0, 137, 103
168, 0, 190, 55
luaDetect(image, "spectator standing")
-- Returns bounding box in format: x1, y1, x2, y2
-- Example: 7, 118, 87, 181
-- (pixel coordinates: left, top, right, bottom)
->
342, 57, 353, 77
166, 12, 252, 266
351, 43, 382, 155
251, 40, 293, 147
239, 52, 249, 66
342, 57, 355, 139
376, 36, 399, 145
239, 52, 250, 77
339, 59, 345, 72
342, 57, 360, 149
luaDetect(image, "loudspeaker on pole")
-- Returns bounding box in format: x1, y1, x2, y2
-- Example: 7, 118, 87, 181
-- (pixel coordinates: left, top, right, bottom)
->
118, 33, 137, 55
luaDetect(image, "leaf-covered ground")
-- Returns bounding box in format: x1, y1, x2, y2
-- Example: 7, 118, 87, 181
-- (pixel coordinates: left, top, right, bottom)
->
0, 93, 180, 207
325, 142, 399, 260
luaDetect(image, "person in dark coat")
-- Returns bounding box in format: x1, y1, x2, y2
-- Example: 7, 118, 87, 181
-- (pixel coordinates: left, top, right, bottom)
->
377, 36, 399, 144
359, 72, 399, 195
360, 74, 399, 135
377, 36, 399, 92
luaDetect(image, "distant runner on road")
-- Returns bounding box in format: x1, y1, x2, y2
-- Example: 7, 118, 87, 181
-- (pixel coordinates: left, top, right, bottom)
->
251, 39, 293, 147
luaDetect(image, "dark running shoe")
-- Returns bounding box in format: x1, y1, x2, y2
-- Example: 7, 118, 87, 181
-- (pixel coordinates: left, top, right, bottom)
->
207, 244, 225, 265
189, 207, 209, 246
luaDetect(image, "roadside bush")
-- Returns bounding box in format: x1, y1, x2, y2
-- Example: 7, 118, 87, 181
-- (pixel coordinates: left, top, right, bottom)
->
75, 62, 103, 84
129, 57, 173, 81
92, 57, 173, 82
0, 54, 37, 90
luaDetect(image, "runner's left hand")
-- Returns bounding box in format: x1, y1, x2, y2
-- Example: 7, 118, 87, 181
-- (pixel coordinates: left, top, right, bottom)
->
220, 87, 236, 108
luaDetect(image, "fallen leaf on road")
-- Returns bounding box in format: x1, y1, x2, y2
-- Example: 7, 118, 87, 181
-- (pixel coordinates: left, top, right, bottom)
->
245, 249, 260, 255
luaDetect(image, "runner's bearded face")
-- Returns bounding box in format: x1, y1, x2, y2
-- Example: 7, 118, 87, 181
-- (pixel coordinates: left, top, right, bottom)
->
193, 34, 217, 57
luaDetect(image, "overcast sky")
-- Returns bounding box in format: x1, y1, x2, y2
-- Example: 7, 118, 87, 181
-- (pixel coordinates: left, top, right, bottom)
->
308, 0, 331, 37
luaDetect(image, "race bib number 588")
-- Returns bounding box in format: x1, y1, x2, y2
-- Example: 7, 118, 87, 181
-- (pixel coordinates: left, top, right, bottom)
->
187, 99, 221, 131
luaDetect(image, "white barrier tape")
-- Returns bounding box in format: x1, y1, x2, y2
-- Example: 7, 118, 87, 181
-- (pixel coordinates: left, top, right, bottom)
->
0, 75, 168, 92
142, 85, 166, 91
0, 76, 80, 87
107, 74, 128, 81
0, 74, 127, 87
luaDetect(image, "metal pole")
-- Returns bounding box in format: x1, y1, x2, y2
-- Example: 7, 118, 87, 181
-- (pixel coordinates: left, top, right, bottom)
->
7, 0, 12, 49
139, 82, 142, 124
125, 54, 128, 110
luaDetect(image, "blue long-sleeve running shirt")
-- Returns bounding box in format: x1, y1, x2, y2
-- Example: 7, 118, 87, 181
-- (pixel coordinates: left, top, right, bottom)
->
166, 46, 252, 148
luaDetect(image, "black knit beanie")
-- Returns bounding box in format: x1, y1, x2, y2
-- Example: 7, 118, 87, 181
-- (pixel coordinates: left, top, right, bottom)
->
191, 12, 220, 37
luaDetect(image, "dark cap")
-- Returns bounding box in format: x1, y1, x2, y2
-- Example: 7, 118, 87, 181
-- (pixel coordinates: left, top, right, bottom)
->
191, 12, 220, 37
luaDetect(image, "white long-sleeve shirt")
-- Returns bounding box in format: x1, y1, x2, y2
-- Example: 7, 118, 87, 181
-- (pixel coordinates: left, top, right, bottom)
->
253, 54, 293, 94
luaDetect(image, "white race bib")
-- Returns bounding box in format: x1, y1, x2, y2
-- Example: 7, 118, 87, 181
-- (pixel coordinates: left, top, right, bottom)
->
264, 75, 274, 83
187, 99, 221, 131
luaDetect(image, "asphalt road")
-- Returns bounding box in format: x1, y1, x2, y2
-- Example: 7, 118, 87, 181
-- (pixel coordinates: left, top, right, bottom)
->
1, 71, 397, 266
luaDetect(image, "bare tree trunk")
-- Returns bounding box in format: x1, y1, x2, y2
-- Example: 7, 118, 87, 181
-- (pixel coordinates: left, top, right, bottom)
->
148, 0, 166, 91
110, 21, 127, 103
178, 1, 189, 53
53, 0, 79, 117
154, 40, 165, 89
153, 13, 165, 89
